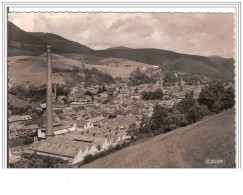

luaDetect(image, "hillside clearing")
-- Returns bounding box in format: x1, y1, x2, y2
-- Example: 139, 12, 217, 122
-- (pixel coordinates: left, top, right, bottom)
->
8, 53, 153, 86
81, 108, 235, 168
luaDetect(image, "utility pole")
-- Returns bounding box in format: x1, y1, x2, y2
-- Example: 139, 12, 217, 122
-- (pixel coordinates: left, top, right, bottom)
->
45, 45, 54, 138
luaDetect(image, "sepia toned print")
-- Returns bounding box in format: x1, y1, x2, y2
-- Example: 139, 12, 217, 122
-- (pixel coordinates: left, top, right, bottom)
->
8, 13, 235, 168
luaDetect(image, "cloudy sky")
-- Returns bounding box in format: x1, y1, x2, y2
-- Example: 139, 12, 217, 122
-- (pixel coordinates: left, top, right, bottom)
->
9, 13, 234, 58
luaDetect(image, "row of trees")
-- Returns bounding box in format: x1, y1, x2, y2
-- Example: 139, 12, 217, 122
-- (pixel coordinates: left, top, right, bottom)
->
129, 82, 235, 138
84, 68, 114, 84
141, 88, 164, 100
129, 69, 156, 86
138, 93, 210, 136
9, 84, 71, 102
55, 67, 114, 86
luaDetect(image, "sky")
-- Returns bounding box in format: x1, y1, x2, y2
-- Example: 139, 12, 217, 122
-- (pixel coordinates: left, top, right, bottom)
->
9, 12, 234, 58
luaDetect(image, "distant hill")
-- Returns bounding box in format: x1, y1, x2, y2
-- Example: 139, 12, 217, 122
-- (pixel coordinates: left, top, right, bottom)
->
81, 108, 235, 168
106, 46, 132, 50
88, 48, 234, 81
8, 21, 235, 81
8, 21, 91, 56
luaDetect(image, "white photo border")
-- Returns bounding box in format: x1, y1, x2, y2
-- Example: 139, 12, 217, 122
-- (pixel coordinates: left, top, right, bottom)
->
1, 2, 241, 169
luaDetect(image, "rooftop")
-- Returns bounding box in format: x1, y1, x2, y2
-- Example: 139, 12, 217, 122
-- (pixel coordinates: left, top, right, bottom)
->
9, 115, 32, 123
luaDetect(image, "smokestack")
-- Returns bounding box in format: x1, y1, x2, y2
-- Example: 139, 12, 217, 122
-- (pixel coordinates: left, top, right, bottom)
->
45, 45, 53, 138
54, 83, 57, 101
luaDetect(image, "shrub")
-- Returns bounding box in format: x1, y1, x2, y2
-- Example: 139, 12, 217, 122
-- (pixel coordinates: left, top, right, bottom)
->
10, 152, 68, 168
83, 154, 95, 163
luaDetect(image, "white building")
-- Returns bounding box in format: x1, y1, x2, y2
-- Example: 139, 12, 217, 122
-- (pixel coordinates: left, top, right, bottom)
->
84, 116, 105, 130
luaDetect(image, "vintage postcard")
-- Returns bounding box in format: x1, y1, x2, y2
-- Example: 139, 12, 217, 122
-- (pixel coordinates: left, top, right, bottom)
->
5, 8, 238, 168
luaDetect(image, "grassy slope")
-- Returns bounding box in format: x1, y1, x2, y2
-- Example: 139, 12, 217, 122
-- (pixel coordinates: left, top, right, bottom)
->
61, 53, 153, 78
8, 55, 67, 86
82, 108, 235, 168
8, 53, 152, 86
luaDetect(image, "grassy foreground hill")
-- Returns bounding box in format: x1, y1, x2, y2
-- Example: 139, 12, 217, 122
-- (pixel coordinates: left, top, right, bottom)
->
81, 108, 235, 168
8, 21, 235, 81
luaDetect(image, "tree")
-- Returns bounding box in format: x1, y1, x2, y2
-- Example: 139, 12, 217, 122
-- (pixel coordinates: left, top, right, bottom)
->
141, 88, 164, 100
186, 102, 210, 123
221, 87, 235, 110
139, 117, 152, 135
198, 82, 234, 113
164, 72, 178, 85
129, 69, 155, 86
176, 94, 195, 113
150, 105, 170, 132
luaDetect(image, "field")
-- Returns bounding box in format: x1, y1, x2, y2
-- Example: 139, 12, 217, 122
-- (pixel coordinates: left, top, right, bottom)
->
81, 108, 236, 168
8, 55, 66, 86
8, 53, 153, 86
61, 53, 153, 78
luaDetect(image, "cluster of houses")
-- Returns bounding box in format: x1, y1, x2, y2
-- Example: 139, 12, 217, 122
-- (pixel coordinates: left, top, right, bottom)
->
8, 67, 207, 164
30, 115, 138, 164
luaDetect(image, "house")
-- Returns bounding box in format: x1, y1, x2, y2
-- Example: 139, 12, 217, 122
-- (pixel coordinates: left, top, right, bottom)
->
72, 136, 112, 164
8, 83, 13, 89
84, 116, 105, 130
130, 93, 141, 100
118, 89, 130, 98
9, 115, 38, 140
106, 106, 116, 113
100, 92, 109, 98
111, 133, 131, 147
161, 100, 174, 108
40, 103, 46, 110
38, 122, 78, 139
80, 97, 91, 105
70, 86, 78, 94
178, 92, 186, 99
53, 104, 68, 110
9, 115, 32, 131
9, 115, 32, 124
9, 124, 38, 140
91, 86, 100, 94
57, 95, 66, 104
141, 66, 147, 71
70, 102, 84, 107
77, 120, 85, 131
153, 65, 159, 69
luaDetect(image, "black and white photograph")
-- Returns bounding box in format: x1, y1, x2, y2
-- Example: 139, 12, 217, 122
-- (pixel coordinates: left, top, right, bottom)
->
6, 11, 237, 168
1, 1, 243, 195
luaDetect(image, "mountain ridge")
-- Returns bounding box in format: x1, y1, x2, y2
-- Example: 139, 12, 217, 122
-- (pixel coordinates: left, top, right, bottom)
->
8, 21, 235, 81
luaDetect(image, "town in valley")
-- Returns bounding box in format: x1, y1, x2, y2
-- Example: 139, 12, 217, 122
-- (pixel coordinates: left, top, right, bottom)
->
8, 13, 235, 168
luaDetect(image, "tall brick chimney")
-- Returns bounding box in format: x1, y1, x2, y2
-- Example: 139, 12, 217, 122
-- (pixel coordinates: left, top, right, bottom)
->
45, 45, 53, 138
